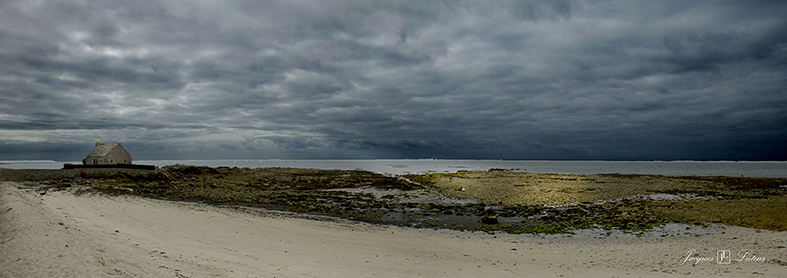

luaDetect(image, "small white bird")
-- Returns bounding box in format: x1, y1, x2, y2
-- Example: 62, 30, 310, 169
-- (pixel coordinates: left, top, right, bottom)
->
461, 187, 466, 192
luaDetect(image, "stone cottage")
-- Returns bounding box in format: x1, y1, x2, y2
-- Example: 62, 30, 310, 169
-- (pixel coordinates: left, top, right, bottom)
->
82, 141, 132, 165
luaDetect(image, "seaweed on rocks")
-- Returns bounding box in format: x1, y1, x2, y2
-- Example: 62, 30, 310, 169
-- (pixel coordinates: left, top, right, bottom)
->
14, 166, 787, 234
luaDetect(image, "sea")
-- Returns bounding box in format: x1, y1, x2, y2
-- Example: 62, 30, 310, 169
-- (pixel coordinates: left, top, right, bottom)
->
1, 159, 786, 178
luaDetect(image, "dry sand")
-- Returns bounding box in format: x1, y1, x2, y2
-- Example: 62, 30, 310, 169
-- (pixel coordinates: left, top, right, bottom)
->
2, 182, 786, 278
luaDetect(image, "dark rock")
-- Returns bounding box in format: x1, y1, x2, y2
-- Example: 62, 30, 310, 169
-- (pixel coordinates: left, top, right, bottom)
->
481, 215, 499, 224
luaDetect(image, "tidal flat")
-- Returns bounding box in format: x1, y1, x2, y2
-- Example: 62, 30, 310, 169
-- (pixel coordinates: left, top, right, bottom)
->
3, 165, 786, 234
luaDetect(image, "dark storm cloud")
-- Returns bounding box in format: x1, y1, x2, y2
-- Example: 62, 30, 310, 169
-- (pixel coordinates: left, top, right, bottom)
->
1, 0, 786, 160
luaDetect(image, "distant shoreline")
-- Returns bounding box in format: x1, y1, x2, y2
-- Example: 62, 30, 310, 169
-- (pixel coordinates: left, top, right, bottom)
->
63, 164, 156, 170
2, 159, 787, 177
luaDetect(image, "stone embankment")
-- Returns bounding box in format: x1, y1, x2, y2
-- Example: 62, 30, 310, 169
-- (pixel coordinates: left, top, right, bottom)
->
0, 168, 153, 182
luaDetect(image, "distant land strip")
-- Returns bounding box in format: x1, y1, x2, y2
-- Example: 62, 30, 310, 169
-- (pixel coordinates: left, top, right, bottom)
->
63, 164, 156, 170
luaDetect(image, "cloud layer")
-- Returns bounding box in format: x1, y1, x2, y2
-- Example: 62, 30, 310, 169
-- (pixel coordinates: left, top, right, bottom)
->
1, 0, 786, 160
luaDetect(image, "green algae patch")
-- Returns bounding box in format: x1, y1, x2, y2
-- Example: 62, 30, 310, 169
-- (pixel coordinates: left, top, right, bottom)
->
406, 170, 787, 232
654, 195, 787, 231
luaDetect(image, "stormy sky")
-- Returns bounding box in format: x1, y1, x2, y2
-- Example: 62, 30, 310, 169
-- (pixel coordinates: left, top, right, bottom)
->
1, 0, 786, 161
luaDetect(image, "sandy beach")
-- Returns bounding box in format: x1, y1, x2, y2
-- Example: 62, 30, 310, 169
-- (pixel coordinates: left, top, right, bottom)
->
2, 181, 786, 278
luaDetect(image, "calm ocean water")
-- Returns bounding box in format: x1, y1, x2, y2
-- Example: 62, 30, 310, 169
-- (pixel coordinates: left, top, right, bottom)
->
1, 159, 786, 178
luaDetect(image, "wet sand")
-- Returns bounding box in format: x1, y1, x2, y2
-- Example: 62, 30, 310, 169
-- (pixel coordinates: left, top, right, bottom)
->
2, 182, 786, 277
